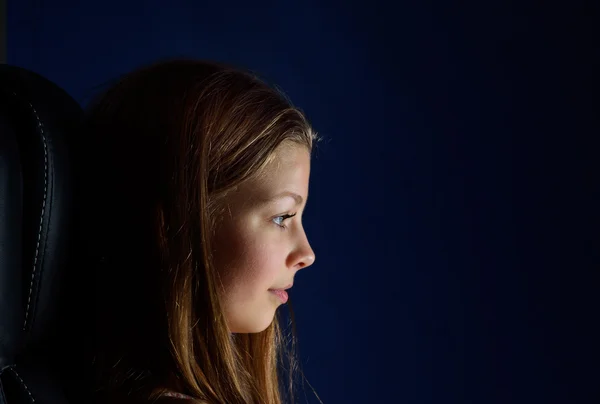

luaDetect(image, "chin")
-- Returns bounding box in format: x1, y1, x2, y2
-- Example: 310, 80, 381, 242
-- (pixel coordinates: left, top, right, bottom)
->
229, 312, 276, 334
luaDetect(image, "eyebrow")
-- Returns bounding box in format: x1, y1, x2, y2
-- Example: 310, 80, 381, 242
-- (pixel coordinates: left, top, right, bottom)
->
264, 191, 304, 206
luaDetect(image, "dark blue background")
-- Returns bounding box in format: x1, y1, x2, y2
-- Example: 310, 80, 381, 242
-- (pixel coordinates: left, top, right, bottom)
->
7, 1, 596, 403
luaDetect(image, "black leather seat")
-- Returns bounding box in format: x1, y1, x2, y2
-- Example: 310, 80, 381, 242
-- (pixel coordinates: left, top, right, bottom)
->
0, 65, 83, 403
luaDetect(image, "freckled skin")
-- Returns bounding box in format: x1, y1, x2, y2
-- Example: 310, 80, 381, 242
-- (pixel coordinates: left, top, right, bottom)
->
212, 143, 316, 333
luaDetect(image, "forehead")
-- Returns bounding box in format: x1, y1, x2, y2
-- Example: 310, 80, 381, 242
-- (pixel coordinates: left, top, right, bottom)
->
230, 144, 311, 207
261, 143, 310, 182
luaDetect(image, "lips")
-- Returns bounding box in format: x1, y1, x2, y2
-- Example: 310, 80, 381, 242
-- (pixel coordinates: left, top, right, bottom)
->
269, 289, 289, 303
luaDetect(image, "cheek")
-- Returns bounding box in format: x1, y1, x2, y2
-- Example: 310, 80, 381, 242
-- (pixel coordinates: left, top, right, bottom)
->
230, 238, 280, 292
212, 219, 287, 333
214, 225, 282, 296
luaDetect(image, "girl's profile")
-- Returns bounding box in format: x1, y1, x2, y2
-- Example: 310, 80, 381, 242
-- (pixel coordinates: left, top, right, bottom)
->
71, 59, 319, 404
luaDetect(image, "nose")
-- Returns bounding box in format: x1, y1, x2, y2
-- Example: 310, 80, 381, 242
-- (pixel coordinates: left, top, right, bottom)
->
299, 246, 316, 269
290, 230, 316, 270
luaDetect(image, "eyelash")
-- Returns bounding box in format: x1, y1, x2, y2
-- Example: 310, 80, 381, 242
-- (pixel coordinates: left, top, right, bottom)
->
273, 213, 297, 230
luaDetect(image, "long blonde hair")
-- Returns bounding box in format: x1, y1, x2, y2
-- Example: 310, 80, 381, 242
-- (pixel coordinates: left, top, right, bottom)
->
74, 59, 319, 404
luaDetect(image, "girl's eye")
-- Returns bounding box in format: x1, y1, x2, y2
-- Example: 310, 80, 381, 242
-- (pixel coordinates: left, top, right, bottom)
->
273, 213, 297, 230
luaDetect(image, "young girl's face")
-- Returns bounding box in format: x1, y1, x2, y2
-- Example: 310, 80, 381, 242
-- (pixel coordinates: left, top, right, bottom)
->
212, 142, 316, 333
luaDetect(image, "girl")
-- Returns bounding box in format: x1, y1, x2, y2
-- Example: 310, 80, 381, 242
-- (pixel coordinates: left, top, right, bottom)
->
71, 59, 319, 404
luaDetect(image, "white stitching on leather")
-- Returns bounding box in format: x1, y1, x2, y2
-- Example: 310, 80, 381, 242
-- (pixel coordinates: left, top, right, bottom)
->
7, 367, 36, 403
22, 99, 48, 331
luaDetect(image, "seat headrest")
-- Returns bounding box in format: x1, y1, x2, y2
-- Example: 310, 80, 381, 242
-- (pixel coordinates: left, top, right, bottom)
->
0, 64, 83, 367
